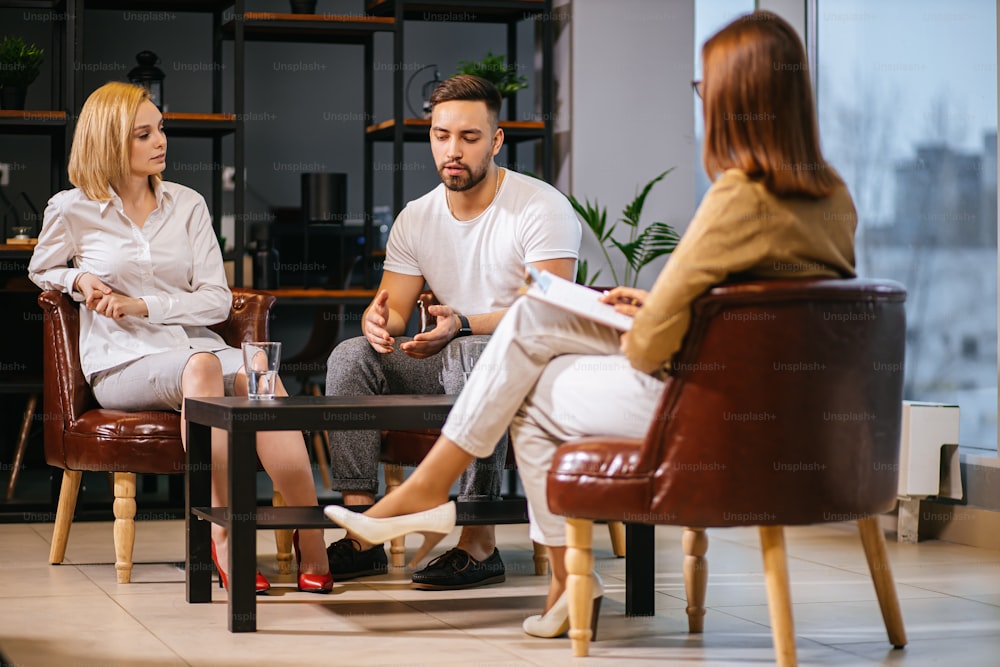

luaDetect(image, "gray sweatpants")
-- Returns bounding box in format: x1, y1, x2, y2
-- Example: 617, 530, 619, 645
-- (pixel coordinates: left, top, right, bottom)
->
325, 334, 507, 500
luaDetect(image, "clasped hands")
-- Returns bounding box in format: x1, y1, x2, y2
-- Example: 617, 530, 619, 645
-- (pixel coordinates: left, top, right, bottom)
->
75, 273, 148, 320
364, 289, 458, 358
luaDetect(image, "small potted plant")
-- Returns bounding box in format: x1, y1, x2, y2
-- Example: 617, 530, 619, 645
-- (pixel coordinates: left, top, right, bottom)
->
0, 35, 44, 110
569, 169, 681, 287
455, 50, 528, 99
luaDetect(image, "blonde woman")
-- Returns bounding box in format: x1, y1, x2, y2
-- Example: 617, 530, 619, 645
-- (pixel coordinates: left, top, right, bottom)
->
325, 10, 857, 637
28, 82, 331, 594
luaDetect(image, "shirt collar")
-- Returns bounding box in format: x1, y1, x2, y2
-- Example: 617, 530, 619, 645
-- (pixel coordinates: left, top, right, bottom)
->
100, 179, 171, 215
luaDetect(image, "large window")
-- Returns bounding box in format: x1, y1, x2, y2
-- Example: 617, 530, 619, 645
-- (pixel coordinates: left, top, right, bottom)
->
817, 0, 998, 449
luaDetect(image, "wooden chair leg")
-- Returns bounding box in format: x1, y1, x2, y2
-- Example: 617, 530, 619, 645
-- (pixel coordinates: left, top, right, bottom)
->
5, 393, 37, 501
113, 472, 137, 584
532, 541, 548, 575
384, 463, 406, 567
272, 490, 293, 575
683, 527, 708, 633
857, 517, 907, 649
49, 470, 82, 564
759, 525, 797, 667
308, 383, 333, 490
566, 517, 595, 658
607, 521, 626, 557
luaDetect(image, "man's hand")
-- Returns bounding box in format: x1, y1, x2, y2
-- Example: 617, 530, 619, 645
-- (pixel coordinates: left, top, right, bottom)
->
599, 286, 649, 318
363, 290, 396, 354
399, 303, 458, 359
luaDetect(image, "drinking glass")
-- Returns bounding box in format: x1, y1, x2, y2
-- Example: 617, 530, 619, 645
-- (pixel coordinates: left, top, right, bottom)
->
242, 341, 281, 399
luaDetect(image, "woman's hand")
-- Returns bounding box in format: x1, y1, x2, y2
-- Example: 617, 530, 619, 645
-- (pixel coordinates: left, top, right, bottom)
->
599, 286, 649, 317
76, 272, 112, 308
91, 293, 149, 320
75, 273, 147, 319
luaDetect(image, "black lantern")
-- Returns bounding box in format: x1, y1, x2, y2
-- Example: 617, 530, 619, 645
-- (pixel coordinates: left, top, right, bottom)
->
128, 50, 164, 109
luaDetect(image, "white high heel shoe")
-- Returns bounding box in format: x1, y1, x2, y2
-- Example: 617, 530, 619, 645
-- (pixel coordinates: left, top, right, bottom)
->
323, 501, 457, 564
523, 572, 604, 639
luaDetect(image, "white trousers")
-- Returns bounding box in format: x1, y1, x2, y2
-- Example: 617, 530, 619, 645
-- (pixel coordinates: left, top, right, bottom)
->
441, 297, 664, 546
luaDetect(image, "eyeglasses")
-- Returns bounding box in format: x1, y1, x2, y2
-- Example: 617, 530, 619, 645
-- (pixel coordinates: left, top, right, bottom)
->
691, 80, 703, 99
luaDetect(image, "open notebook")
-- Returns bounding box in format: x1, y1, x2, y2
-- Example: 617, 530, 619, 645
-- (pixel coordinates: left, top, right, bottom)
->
523, 267, 634, 331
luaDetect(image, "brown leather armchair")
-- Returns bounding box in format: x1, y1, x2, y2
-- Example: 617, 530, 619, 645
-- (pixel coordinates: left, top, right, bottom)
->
547, 278, 908, 664
379, 292, 626, 572
39, 288, 287, 583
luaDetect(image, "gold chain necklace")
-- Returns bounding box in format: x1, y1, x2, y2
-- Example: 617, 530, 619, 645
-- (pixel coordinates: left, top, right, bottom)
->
446, 168, 503, 220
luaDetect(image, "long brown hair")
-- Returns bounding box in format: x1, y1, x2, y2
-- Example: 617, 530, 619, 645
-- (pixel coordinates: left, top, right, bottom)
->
702, 11, 840, 198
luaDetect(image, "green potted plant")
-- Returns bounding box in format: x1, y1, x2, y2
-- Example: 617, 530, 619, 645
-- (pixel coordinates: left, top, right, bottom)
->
455, 50, 528, 99
569, 169, 681, 287
0, 35, 44, 110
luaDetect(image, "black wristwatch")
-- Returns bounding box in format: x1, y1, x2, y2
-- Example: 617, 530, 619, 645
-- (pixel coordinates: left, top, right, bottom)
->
454, 314, 473, 338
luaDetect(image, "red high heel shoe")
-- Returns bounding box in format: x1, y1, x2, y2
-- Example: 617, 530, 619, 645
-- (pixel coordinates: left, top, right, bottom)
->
292, 530, 334, 593
211, 539, 271, 594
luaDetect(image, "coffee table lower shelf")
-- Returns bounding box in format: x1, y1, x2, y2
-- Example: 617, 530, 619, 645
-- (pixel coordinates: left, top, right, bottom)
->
190, 499, 530, 530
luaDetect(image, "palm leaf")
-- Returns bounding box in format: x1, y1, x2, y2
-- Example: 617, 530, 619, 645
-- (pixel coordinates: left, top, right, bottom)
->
575, 258, 602, 286
568, 194, 610, 242
609, 237, 642, 268
632, 221, 681, 269
621, 168, 674, 228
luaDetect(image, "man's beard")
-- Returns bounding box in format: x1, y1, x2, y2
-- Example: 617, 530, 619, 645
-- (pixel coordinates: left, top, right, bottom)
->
438, 156, 490, 192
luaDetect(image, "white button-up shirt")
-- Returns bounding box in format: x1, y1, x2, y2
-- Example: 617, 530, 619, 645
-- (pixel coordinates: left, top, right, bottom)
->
28, 181, 232, 380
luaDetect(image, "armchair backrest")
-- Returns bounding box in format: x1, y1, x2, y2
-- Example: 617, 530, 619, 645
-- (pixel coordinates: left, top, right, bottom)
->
640, 278, 907, 527
38, 288, 276, 467
208, 288, 276, 345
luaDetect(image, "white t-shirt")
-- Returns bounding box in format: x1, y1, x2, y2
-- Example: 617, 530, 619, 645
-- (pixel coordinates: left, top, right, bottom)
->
383, 169, 581, 315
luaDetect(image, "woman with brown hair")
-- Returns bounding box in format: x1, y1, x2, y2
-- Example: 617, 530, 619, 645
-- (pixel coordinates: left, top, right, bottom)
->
324, 9, 856, 637
29, 81, 332, 595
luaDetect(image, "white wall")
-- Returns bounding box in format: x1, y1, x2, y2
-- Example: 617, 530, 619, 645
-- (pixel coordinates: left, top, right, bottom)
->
556, 0, 696, 288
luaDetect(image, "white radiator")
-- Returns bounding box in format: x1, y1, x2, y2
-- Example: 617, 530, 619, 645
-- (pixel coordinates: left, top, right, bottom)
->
895, 401, 962, 543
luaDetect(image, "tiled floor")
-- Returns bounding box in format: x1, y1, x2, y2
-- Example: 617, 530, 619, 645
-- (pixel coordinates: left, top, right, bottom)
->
1, 519, 999, 666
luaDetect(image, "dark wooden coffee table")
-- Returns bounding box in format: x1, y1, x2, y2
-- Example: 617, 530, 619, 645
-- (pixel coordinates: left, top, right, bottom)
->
184, 394, 457, 632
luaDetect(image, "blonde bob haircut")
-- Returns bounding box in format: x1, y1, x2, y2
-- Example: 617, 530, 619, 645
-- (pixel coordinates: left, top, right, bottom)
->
68, 81, 161, 201
701, 10, 841, 199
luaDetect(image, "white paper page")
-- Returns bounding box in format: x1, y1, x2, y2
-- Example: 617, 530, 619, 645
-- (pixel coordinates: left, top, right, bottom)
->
524, 268, 634, 331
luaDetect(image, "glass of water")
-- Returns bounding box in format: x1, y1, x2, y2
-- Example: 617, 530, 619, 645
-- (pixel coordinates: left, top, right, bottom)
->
242, 342, 282, 399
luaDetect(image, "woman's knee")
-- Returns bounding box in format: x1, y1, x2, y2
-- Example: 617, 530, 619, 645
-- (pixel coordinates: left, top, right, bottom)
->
182, 353, 225, 394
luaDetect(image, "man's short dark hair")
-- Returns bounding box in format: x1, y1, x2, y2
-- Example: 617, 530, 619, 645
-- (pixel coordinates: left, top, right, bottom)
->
428, 74, 502, 128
